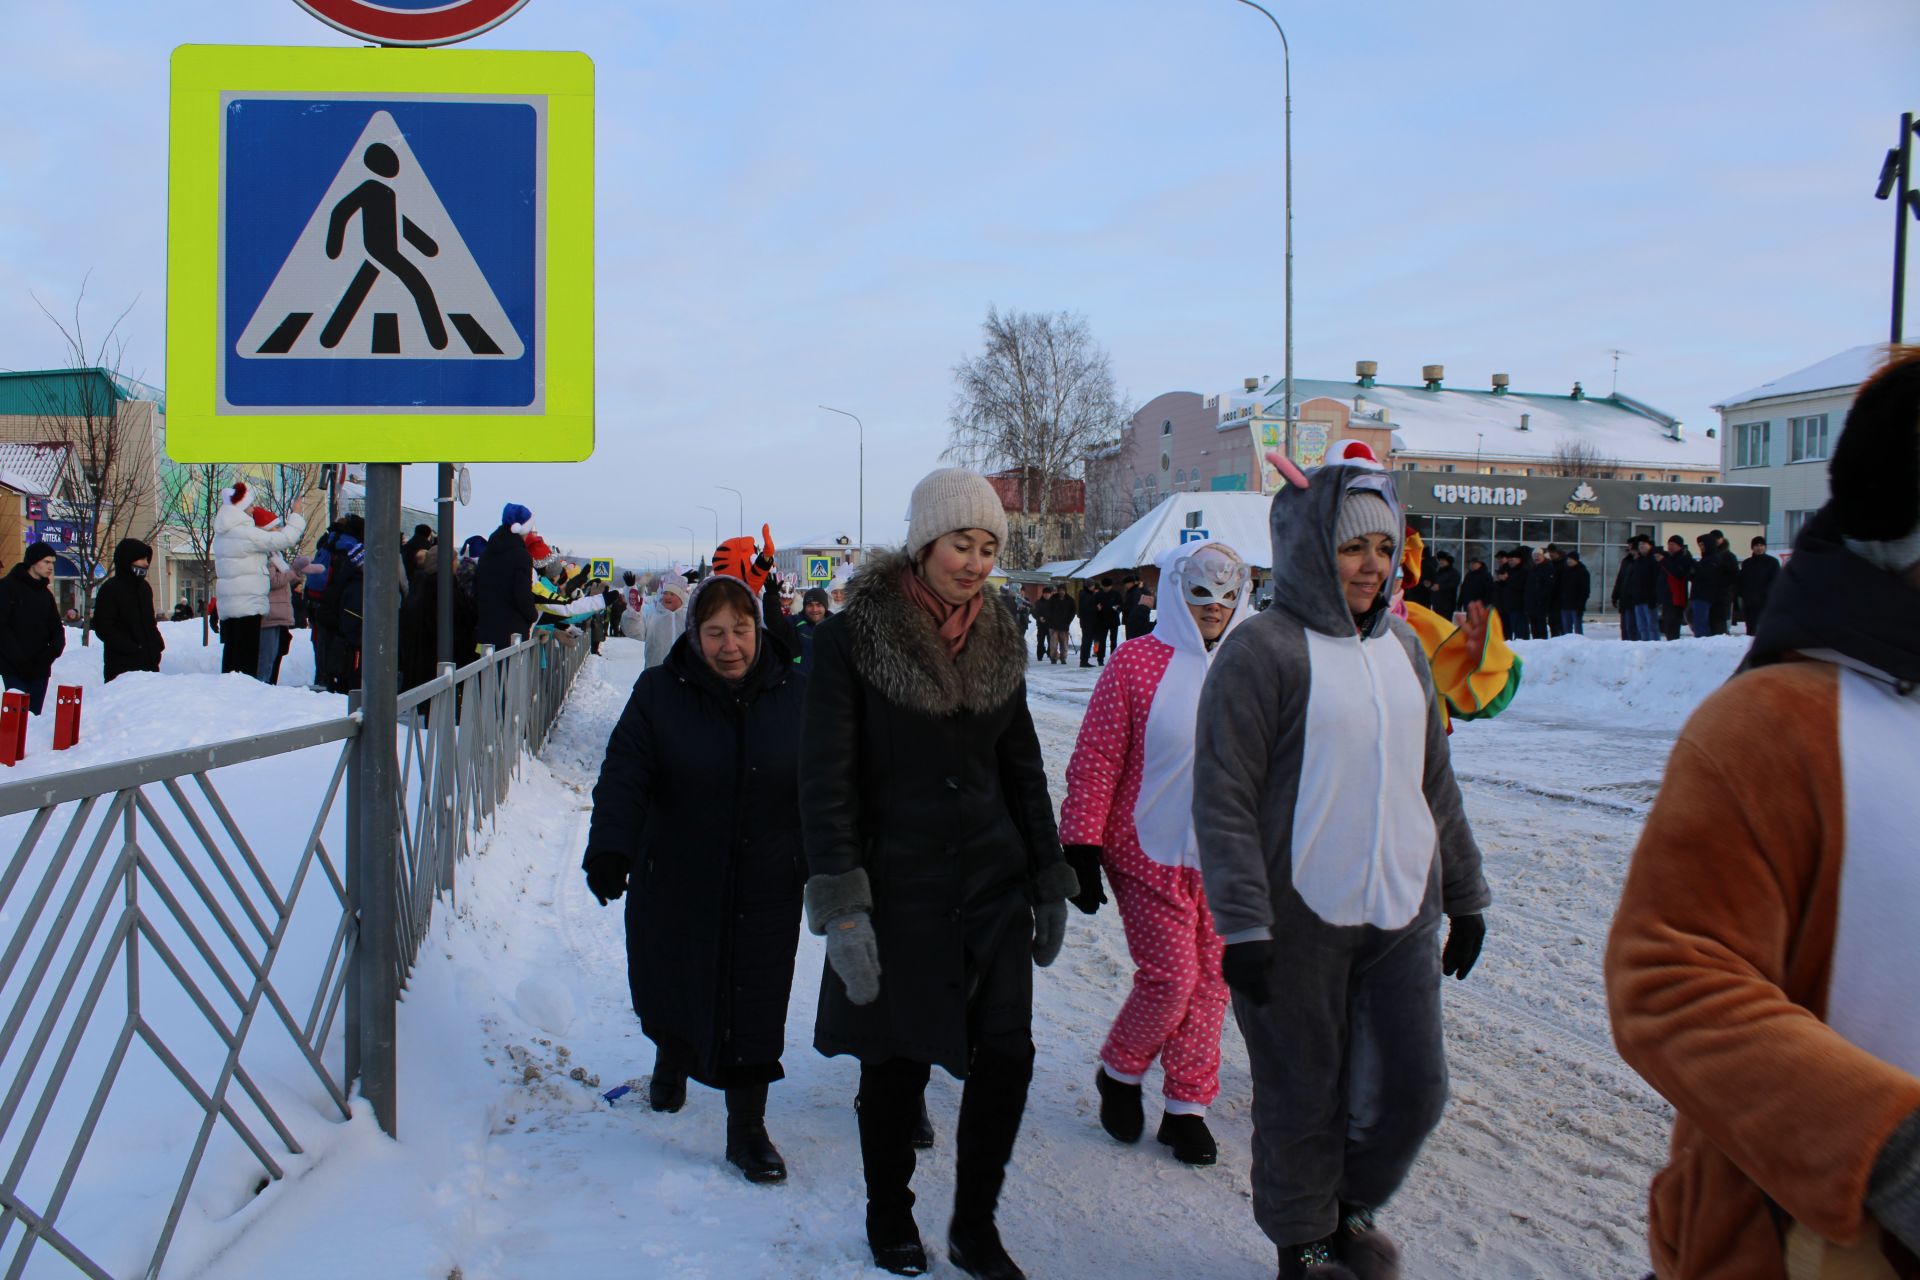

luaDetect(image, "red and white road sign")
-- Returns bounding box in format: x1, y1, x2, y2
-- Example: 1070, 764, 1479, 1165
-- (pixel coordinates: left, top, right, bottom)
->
293, 0, 530, 47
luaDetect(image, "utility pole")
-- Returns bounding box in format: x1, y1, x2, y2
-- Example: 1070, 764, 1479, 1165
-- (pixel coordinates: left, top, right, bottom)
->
1235, 1, 1293, 457
819, 405, 864, 558
1875, 111, 1920, 343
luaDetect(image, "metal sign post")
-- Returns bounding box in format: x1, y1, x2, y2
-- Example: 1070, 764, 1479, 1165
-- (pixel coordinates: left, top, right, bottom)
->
355, 462, 402, 1134
437, 462, 455, 667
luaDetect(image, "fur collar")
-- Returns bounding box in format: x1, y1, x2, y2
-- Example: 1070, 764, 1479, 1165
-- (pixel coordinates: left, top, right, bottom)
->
841, 549, 1027, 717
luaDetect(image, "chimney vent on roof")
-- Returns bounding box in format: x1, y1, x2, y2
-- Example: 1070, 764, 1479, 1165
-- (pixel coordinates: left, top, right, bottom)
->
1519, 413, 1531, 431
1244, 377, 1259, 393
1422, 364, 1445, 390
1491, 373, 1510, 394
1571, 381, 1586, 401
1670, 421, 1685, 441
1355, 360, 1378, 388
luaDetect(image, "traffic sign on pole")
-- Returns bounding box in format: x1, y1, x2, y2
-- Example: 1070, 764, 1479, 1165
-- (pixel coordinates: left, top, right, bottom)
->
166, 45, 594, 462
294, 0, 533, 48
806, 556, 834, 583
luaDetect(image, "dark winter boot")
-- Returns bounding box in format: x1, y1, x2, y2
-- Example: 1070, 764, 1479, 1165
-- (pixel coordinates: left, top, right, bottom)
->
1333, 1205, 1402, 1280
723, 1085, 786, 1184
911, 1095, 935, 1150
1094, 1067, 1143, 1144
859, 1061, 930, 1276
947, 1218, 1027, 1280
949, 1044, 1034, 1279
648, 1042, 690, 1113
1276, 1238, 1358, 1280
1155, 1111, 1217, 1166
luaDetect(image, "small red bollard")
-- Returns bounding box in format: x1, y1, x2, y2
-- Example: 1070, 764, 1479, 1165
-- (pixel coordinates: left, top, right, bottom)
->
52, 686, 82, 752
0, 690, 27, 767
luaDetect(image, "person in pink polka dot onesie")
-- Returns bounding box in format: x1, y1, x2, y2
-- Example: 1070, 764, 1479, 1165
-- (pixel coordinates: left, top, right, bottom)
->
1059, 539, 1254, 1167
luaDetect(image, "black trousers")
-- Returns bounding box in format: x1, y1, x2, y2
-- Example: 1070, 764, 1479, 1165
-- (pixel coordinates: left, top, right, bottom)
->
1035, 627, 1047, 660
857, 1043, 1034, 1231
1498, 607, 1527, 641
1528, 611, 1550, 640
220, 615, 262, 677
1079, 628, 1104, 664
1659, 602, 1685, 641
1708, 600, 1732, 636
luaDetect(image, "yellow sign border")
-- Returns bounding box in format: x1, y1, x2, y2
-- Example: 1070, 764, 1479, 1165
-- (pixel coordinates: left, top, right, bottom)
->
806, 556, 834, 582
166, 44, 593, 463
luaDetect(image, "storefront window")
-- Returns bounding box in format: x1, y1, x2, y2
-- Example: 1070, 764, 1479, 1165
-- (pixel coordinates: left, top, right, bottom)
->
1551, 518, 1581, 544
1521, 519, 1551, 543
1495, 518, 1521, 543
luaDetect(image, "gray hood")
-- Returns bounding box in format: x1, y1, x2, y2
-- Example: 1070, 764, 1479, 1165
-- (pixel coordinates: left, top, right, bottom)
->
1267, 462, 1403, 639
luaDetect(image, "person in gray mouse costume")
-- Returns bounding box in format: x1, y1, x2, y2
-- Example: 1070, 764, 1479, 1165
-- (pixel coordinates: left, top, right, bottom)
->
1194, 441, 1491, 1280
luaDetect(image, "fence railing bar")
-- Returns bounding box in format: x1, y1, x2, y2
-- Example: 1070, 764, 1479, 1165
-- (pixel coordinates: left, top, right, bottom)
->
128, 799, 265, 1003
158, 775, 275, 944
0, 795, 105, 997
0, 717, 359, 819
20, 1015, 138, 1264
302, 911, 355, 1046
0, 808, 56, 926
128, 850, 252, 1012
0, 1184, 114, 1280
184, 773, 288, 925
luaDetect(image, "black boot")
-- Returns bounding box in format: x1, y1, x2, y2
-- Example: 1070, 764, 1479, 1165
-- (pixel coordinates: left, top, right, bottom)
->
859, 1060, 931, 1276
1094, 1067, 1143, 1143
1155, 1111, 1217, 1165
648, 1041, 689, 1113
1274, 1243, 1367, 1280
1276, 1238, 1357, 1280
724, 1084, 786, 1184
949, 1044, 1033, 1280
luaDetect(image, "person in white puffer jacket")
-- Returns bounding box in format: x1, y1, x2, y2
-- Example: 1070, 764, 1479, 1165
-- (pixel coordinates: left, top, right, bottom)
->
212, 480, 307, 680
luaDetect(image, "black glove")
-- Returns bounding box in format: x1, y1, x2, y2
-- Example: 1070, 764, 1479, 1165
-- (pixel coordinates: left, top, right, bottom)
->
1221, 939, 1273, 1007
1063, 844, 1107, 915
1442, 913, 1485, 980
584, 852, 628, 905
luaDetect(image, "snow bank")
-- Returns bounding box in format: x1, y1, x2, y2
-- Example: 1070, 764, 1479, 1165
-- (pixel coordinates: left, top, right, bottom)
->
1507, 634, 1748, 729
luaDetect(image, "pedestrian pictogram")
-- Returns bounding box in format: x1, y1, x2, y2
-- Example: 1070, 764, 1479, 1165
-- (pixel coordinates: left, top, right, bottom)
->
237, 112, 524, 362
806, 556, 833, 582
589, 558, 613, 580
166, 45, 595, 464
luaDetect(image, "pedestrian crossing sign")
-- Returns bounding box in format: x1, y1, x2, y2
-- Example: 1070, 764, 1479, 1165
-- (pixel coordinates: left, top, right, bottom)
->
166, 45, 594, 462
806, 556, 833, 582
589, 558, 613, 581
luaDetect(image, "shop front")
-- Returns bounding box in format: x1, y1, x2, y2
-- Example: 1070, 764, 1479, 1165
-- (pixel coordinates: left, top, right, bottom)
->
1400, 471, 1770, 616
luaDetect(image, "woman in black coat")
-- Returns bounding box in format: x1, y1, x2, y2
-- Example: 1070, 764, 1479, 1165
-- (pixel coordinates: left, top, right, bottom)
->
91, 538, 165, 681
800, 468, 1077, 1278
582, 574, 805, 1184
0, 543, 67, 713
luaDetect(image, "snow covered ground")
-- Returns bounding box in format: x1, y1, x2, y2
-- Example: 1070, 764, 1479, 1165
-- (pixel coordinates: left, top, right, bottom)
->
24, 629, 1750, 1280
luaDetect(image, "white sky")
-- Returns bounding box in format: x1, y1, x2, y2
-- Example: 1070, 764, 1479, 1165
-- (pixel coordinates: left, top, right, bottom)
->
1, 0, 1914, 570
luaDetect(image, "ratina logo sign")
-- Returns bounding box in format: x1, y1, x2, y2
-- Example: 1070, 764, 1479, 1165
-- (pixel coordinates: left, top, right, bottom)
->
1564, 481, 1602, 516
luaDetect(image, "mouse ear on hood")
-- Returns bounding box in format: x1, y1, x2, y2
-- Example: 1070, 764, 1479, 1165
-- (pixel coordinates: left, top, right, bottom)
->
1264, 450, 1310, 490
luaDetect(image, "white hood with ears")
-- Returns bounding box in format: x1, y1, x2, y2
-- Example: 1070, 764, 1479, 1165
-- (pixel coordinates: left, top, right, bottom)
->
1132, 539, 1253, 868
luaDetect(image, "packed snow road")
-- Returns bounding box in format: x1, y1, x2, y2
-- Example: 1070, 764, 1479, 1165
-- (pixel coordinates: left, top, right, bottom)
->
199, 635, 1749, 1280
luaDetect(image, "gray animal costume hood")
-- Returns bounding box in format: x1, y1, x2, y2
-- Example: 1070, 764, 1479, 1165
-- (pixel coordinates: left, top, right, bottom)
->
838, 548, 1027, 717
1267, 460, 1404, 639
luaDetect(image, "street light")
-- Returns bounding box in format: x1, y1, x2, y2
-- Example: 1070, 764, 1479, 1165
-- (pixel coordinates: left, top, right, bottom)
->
1873, 111, 1920, 342
676, 524, 696, 568
696, 505, 720, 551
819, 405, 864, 557
1234, 0, 1293, 459
715, 485, 744, 537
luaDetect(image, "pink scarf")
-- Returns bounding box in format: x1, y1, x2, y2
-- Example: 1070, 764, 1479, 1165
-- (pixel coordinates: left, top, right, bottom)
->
900, 567, 983, 660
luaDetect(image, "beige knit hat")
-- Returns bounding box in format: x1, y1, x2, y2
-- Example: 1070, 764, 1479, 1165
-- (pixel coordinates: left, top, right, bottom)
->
905, 467, 1008, 556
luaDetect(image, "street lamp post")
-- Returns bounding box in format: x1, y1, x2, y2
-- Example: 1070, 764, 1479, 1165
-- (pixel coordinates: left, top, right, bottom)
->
715, 485, 744, 538
819, 405, 864, 558
676, 524, 696, 569
1234, 1, 1293, 459
1875, 111, 1920, 343
696, 505, 720, 551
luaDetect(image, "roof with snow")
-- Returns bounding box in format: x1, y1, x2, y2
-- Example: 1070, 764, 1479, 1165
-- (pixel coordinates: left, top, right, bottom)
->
1712, 344, 1885, 411
1079, 492, 1275, 578
1223, 375, 1713, 470
1032, 558, 1089, 579
0, 442, 77, 497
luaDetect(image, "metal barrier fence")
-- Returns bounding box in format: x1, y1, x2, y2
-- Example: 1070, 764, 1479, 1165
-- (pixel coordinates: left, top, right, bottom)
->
0, 627, 590, 1280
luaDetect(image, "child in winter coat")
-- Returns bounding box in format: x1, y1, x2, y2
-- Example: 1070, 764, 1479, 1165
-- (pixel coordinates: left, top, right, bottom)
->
1195, 448, 1490, 1280
1061, 540, 1251, 1166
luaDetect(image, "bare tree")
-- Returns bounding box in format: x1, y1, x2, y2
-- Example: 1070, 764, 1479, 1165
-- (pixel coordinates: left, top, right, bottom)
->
157, 461, 234, 646
945, 307, 1129, 569
255, 463, 323, 540
1545, 437, 1621, 479
25, 279, 163, 644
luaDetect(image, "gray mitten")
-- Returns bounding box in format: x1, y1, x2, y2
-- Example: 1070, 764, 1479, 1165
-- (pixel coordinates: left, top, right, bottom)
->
825, 912, 882, 1005
1032, 900, 1067, 968
1869, 1109, 1920, 1256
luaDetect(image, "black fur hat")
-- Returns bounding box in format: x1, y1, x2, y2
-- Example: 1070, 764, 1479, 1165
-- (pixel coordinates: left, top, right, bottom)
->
1830, 346, 1920, 572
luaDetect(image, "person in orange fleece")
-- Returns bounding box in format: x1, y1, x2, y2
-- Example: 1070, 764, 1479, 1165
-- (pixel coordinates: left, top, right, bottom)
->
1606, 346, 1920, 1280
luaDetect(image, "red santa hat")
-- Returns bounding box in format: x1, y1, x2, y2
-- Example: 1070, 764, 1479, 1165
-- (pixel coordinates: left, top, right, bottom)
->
223, 480, 253, 509
1327, 440, 1385, 470
251, 506, 282, 530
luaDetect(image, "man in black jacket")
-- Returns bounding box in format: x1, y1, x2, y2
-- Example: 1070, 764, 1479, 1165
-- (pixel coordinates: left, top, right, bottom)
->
1427, 551, 1461, 619
1522, 547, 1556, 641
1738, 536, 1781, 634
91, 538, 164, 681
1493, 551, 1526, 640
1703, 530, 1741, 636
475, 502, 538, 653
1556, 551, 1591, 635
1626, 537, 1663, 641
1076, 583, 1104, 666
0, 542, 66, 713
1659, 537, 1695, 640
1045, 587, 1074, 663
1458, 556, 1494, 610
